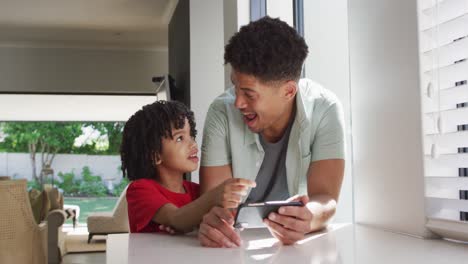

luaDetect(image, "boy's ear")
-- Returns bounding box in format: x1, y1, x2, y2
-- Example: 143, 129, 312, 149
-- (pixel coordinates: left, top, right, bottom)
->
154, 152, 162, 165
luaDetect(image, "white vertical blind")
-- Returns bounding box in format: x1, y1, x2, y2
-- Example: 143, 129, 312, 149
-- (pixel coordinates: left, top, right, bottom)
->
418, 0, 468, 241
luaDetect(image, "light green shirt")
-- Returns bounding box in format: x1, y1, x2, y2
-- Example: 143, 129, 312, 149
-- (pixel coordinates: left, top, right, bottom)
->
201, 79, 345, 197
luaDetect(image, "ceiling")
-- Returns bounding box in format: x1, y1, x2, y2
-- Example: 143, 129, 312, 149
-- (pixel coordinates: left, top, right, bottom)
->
0, 0, 178, 49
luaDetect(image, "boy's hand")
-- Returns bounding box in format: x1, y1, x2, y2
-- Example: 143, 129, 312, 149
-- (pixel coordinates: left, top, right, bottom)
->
158, 224, 176, 235
215, 178, 256, 208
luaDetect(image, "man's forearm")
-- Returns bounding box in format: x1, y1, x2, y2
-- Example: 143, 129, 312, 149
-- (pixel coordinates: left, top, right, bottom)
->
306, 194, 337, 232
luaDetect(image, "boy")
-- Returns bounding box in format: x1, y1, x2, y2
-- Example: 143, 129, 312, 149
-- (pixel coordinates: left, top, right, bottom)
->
121, 101, 255, 243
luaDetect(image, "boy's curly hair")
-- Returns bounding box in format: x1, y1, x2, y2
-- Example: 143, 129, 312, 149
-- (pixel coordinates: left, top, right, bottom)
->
120, 100, 197, 181
224, 16, 308, 83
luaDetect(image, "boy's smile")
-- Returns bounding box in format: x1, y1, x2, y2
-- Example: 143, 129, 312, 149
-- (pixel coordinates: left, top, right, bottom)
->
188, 149, 199, 163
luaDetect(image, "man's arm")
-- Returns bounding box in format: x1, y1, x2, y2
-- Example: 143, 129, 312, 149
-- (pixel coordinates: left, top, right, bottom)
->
263, 159, 344, 244
198, 164, 243, 248
306, 158, 345, 231
197, 98, 244, 247
200, 165, 233, 194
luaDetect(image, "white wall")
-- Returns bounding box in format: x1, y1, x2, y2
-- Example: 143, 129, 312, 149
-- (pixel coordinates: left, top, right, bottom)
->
224, 0, 251, 90
266, 0, 293, 27
223, 0, 238, 90
190, 0, 226, 183
303, 1, 353, 223
348, 0, 431, 237
0, 152, 122, 183
236, 0, 250, 29
0, 46, 168, 94
0, 94, 156, 121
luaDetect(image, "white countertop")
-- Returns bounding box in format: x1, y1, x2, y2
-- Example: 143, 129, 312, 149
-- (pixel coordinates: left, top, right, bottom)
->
106, 223, 468, 264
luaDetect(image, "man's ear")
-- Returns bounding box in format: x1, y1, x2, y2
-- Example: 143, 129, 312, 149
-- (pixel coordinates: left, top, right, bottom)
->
283, 80, 298, 100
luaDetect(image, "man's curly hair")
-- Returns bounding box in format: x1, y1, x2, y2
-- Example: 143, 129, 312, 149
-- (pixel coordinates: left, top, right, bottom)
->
120, 100, 197, 181
224, 16, 308, 83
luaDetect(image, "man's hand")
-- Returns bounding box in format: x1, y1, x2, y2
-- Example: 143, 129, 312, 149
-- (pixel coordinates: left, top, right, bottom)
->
198, 206, 241, 248
263, 195, 311, 245
263, 194, 336, 245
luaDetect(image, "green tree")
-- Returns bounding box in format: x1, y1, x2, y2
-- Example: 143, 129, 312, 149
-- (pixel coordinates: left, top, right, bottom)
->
86, 122, 125, 154
1, 122, 83, 183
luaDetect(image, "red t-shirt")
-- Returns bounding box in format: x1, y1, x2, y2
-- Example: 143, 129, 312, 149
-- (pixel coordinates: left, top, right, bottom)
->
126, 178, 200, 233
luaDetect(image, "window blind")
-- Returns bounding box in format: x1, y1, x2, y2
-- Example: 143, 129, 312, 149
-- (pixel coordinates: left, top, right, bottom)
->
419, 0, 468, 241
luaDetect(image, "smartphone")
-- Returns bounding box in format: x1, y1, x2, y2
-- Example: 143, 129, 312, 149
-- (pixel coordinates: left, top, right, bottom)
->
233, 201, 303, 229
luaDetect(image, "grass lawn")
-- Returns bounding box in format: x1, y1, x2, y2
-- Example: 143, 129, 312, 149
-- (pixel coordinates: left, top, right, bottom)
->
64, 197, 118, 224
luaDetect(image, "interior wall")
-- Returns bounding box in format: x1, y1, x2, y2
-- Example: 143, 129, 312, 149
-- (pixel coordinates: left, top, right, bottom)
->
348, 0, 431, 237
0, 46, 167, 94
0, 94, 155, 121
190, 0, 226, 183
223, 0, 250, 90
303, 0, 352, 224
266, 0, 293, 27
169, 0, 191, 106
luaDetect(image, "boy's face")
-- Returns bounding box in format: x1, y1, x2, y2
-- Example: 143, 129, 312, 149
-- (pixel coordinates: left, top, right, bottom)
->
157, 118, 198, 175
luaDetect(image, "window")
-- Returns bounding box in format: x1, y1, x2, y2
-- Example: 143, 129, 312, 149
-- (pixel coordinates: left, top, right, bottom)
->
418, 0, 468, 241
0, 94, 155, 225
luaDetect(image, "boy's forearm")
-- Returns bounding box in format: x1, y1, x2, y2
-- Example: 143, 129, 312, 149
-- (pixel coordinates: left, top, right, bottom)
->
164, 189, 219, 233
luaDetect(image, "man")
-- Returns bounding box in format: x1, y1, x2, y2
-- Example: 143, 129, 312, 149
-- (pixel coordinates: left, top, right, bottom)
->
198, 16, 345, 248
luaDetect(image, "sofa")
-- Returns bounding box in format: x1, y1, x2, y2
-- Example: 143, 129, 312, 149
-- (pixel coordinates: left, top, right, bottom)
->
87, 186, 129, 243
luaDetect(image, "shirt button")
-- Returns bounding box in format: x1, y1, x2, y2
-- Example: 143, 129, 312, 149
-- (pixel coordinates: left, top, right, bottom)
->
256, 161, 261, 167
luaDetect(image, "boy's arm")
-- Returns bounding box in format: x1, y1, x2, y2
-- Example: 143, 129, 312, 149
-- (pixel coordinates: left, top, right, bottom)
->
151, 190, 218, 233
152, 178, 254, 233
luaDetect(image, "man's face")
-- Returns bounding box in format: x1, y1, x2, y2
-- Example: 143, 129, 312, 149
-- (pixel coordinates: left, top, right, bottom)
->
231, 70, 295, 137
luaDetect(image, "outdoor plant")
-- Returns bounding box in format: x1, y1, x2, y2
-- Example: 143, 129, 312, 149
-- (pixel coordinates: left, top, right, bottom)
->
113, 177, 130, 197
27, 179, 42, 191
55, 166, 108, 197
57, 170, 81, 196
78, 166, 108, 197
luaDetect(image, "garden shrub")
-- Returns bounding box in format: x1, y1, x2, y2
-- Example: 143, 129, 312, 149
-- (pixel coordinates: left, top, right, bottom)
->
78, 166, 108, 197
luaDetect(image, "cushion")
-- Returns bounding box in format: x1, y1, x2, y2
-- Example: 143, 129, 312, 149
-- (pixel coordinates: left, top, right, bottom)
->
29, 189, 50, 224
44, 187, 63, 210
